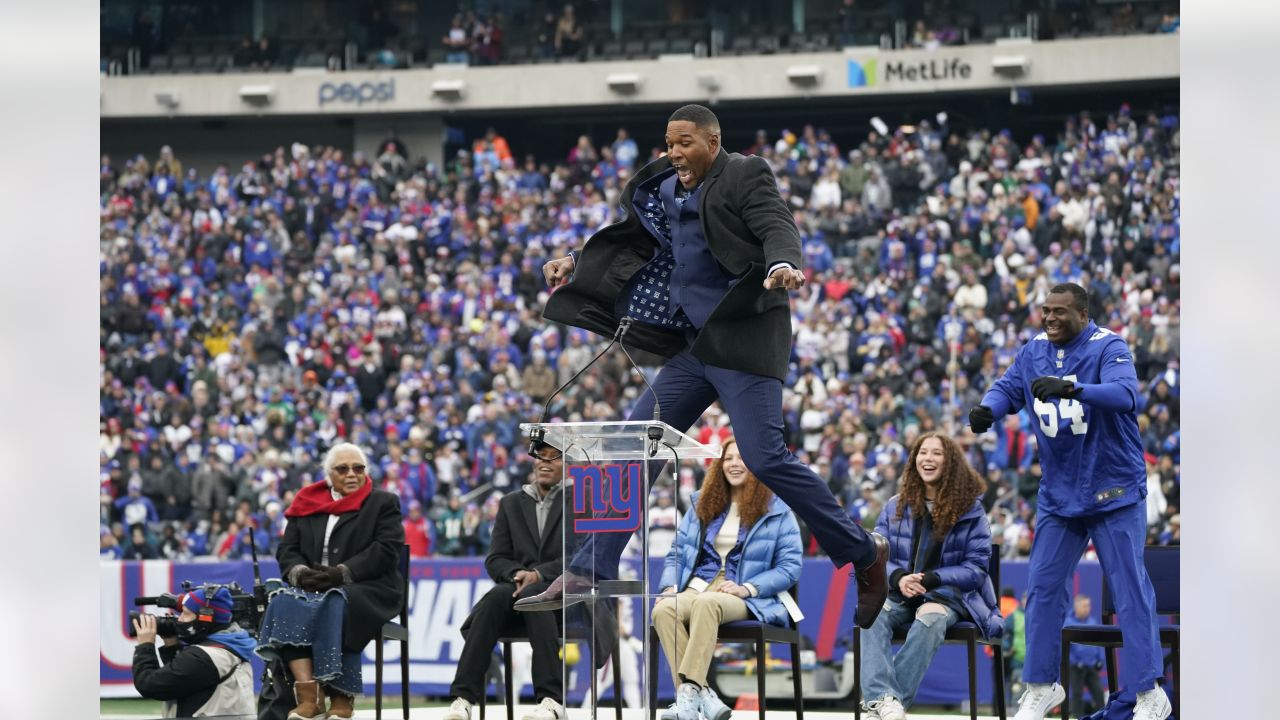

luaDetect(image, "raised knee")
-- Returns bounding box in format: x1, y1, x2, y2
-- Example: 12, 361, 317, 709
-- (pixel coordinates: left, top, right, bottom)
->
738, 445, 784, 473
913, 603, 949, 632
915, 602, 947, 620
652, 599, 677, 622
690, 592, 722, 612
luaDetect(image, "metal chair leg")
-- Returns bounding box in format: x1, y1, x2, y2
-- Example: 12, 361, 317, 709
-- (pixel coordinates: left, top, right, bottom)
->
375, 639, 385, 720
852, 628, 862, 720
1105, 646, 1119, 696
967, 638, 978, 720
994, 642, 1008, 719
1060, 643, 1072, 720
755, 634, 766, 720
505, 641, 515, 720
790, 641, 804, 720
649, 626, 660, 720
401, 637, 410, 720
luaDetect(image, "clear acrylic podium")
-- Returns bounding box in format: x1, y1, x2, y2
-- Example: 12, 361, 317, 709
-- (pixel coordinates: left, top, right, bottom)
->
519, 421, 721, 720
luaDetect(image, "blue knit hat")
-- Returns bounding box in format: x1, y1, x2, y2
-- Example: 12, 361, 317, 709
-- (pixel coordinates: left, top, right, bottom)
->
181, 586, 234, 625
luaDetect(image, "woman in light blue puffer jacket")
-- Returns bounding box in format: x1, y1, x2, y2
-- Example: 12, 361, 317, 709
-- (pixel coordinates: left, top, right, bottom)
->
652, 438, 803, 720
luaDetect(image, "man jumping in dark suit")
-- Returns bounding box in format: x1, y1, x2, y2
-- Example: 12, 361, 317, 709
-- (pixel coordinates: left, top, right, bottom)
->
443, 441, 568, 720
517, 104, 889, 629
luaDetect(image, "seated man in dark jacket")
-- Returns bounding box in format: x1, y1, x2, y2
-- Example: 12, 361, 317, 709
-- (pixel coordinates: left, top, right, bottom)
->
443, 441, 567, 720
131, 585, 257, 718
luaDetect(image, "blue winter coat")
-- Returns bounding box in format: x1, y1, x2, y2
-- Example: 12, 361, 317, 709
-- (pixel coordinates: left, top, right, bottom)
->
659, 494, 803, 627
874, 495, 1003, 639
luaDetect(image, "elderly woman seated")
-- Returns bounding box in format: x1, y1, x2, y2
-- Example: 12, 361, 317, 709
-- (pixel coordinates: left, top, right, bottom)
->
255, 442, 405, 720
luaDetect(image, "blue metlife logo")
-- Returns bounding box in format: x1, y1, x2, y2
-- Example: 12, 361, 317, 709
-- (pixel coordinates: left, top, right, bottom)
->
317, 79, 396, 107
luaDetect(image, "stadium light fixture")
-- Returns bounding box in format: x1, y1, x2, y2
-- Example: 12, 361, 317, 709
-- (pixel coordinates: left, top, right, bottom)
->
431, 79, 466, 100
606, 73, 643, 94
991, 55, 1029, 77
786, 65, 823, 87
238, 84, 275, 106
154, 90, 180, 109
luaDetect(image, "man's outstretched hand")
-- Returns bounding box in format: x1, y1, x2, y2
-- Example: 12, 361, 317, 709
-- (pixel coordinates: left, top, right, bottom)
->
543, 256, 575, 287
764, 266, 806, 291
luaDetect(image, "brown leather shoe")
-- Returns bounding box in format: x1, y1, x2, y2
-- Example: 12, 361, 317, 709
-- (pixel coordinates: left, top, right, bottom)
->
853, 532, 890, 630
287, 680, 326, 720
326, 688, 355, 719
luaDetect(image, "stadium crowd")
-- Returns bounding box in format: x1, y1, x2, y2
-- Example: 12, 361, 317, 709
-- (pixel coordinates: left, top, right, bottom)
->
99, 103, 1180, 565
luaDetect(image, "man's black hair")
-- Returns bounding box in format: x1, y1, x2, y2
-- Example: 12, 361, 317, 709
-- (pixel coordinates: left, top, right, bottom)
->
1049, 282, 1089, 313
1001, 586, 1016, 598
668, 104, 721, 134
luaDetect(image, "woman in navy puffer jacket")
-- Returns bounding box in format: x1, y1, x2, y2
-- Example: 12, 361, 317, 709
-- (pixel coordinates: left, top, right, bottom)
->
859, 432, 1002, 720
653, 438, 803, 720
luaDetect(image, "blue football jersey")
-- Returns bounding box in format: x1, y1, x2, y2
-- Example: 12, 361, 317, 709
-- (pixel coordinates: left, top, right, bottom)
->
983, 321, 1147, 517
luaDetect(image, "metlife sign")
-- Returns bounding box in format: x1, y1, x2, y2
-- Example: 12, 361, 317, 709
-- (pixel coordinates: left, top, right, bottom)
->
317, 78, 396, 106
848, 56, 973, 88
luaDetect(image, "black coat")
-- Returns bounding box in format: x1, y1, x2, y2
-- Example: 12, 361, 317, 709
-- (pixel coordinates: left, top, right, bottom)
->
484, 487, 564, 584
543, 149, 802, 380
278, 489, 405, 651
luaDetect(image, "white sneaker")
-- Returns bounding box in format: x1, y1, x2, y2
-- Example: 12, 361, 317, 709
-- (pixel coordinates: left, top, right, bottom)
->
520, 697, 566, 720
1013, 682, 1065, 720
698, 686, 732, 720
445, 698, 473, 720
865, 695, 906, 720
1133, 687, 1172, 720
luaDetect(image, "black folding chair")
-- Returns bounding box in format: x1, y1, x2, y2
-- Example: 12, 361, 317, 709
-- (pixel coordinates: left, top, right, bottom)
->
1060, 545, 1179, 719
649, 585, 804, 720
374, 544, 410, 720
853, 544, 1007, 720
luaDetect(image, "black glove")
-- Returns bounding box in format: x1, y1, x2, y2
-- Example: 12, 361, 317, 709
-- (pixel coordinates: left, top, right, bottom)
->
295, 567, 328, 592
1030, 376, 1078, 402
309, 564, 346, 592
969, 405, 995, 434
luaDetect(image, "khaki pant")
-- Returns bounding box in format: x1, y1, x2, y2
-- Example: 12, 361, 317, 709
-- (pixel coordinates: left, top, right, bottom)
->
651, 574, 750, 687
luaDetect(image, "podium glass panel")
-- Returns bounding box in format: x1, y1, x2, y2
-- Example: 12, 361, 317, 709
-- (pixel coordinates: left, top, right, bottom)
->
519, 422, 719, 720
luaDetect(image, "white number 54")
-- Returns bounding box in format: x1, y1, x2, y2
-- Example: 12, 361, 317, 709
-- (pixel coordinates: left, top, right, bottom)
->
1033, 374, 1088, 438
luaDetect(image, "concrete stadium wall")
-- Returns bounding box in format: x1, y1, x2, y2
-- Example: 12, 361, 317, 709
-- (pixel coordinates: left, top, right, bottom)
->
101, 34, 1176, 173
101, 35, 1176, 119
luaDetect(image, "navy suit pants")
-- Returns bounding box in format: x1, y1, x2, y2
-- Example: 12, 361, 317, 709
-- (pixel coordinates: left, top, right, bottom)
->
570, 348, 877, 577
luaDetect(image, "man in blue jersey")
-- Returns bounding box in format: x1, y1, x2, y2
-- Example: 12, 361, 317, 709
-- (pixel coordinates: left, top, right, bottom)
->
969, 283, 1170, 720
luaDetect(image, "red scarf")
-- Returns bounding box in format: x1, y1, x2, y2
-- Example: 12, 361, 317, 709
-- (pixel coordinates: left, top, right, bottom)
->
285, 478, 372, 518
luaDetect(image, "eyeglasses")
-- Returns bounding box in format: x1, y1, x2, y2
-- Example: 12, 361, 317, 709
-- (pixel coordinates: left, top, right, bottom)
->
528, 448, 564, 462
331, 464, 367, 476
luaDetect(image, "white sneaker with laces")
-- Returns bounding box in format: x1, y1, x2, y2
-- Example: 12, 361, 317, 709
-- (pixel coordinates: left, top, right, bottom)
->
520, 697, 566, 720
1133, 687, 1172, 720
698, 685, 732, 720
866, 695, 905, 720
1013, 682, 1065, 720
444, 698, 473, 720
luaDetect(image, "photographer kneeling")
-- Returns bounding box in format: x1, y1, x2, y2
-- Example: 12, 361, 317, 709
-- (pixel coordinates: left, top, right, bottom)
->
132, 586, 257, 718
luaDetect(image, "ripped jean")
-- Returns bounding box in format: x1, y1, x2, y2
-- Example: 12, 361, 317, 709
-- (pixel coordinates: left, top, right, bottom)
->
860, 598, 960, 708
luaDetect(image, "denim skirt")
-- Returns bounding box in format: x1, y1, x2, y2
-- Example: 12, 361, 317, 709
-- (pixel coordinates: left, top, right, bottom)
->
255, 586, 363, 696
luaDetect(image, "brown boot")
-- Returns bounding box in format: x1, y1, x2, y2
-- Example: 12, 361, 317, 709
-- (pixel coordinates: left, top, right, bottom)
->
327, 688, 355, 719
288, 679, 326, 720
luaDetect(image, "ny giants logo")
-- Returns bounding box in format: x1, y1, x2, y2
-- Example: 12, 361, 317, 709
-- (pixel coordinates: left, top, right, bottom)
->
570, 463, 642, 533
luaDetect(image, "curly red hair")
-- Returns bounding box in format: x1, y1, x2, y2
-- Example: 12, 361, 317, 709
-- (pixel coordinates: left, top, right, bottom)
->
894, 432, 986, 537
696, 438, 773, 530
